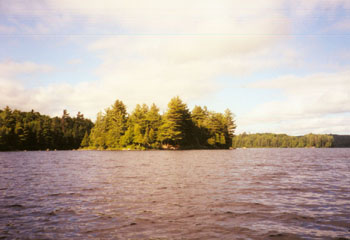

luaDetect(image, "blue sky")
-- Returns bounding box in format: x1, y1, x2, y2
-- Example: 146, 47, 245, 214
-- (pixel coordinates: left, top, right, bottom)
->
1, 0, 350, 135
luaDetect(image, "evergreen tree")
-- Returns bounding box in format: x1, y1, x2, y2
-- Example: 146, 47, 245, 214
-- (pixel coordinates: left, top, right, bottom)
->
158, 97, 193, 147
89, 112, 107, 149
145, 103, 161, 147
129, 104, 149, 147
105, 100, 128, 148
192, 106, 207, 127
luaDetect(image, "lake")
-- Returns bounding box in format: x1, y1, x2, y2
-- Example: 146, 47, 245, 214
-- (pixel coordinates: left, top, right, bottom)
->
0, 149, 349, 239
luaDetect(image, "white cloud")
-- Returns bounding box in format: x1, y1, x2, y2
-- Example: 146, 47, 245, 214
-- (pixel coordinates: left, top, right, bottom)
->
48, 0, 286, 34
0, 61, 56, 113
0, 1, 313, 118
82, 34, 299, 114
0, 60, 54, 77
276, 116, 350, 135
71, 0, 294, 114
1, 0, 350, 137
0, 0, 292, 120
237, 115, 350, 136
237, 71, 350, 134
248, 71, 350, 118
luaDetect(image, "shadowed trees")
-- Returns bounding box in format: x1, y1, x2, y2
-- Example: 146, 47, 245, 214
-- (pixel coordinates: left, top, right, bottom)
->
0, 107, 93, 151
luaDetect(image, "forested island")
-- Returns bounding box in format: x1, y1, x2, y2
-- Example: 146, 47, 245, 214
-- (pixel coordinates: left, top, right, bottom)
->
85, 97, 236, 150
1, 97, 350, 151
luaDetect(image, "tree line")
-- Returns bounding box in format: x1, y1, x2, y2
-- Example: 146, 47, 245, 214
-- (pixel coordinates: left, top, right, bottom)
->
3, 99, 350, 151
232, 133, 334, 148
331, 135, 350, 148
0, 107, 93, 151
84, 97, 236, 150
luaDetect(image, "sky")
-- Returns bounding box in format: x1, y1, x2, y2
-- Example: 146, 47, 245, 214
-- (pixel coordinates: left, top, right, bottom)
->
1, 0, 350, 135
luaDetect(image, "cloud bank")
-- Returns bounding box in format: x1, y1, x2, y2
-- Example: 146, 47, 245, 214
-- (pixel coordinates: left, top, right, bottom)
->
1, 0, 349, 135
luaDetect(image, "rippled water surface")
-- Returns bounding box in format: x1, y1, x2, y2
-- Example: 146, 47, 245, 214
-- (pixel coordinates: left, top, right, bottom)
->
0, 149, 349, 239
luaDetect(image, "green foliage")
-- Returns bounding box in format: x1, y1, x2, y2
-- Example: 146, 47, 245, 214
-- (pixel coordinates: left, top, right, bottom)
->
86, 97, 236, 150
232, 133, 334, 148
158, 97, 192, 146
105, 100, 128, 148
190, 108, 235, 149
81, 131, 90, 148
0, 107, 93, 151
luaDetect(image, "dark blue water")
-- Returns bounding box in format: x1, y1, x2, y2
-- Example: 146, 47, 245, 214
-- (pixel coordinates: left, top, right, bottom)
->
0, 149, 349, 239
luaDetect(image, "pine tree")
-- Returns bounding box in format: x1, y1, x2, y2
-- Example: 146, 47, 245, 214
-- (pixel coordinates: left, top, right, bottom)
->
145, 103, 161, 146
105, 100, 128, 148
129, 104, 148, 147
191, 105, 210, 147
192, 106, 207, 127
158, 97, 192, 147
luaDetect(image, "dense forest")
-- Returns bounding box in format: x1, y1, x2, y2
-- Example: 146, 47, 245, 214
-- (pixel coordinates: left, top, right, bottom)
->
232, 133, 335, 148
1, 99, 350, 151
0, 107, 93, 151
85, 97, 236, 150
331, 134, 350, 148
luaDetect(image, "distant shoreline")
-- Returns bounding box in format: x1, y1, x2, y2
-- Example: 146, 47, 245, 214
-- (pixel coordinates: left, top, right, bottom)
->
2, 147, 350, 153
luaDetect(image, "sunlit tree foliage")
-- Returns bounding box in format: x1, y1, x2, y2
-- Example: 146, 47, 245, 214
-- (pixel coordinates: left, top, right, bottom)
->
86, 97, 236, 150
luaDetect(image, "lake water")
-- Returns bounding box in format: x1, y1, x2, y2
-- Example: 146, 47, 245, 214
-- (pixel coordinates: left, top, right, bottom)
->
0, 149, 349, 239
